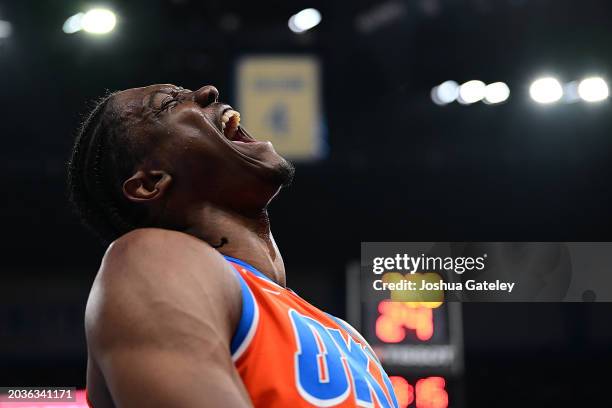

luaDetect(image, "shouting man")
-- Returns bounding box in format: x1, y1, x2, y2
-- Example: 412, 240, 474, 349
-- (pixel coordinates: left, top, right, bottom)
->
68, 84, 398, 407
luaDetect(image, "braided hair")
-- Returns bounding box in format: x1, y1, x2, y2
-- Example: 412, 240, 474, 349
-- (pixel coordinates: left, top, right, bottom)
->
67, 93, 149, 245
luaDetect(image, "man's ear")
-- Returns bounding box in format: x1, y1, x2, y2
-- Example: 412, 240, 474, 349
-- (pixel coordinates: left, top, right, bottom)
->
122, 170, 173, 203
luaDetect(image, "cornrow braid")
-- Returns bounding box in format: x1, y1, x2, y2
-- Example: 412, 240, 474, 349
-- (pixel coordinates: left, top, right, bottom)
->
67, 92, 147, 244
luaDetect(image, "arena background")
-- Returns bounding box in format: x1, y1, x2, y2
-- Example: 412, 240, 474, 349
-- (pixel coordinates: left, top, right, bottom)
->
1, 0, 612, 407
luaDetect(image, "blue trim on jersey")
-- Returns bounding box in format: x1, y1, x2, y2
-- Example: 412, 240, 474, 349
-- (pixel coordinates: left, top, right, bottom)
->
222, 255, 273, 283
326, 313, 350, 332
228, 265, 256, 355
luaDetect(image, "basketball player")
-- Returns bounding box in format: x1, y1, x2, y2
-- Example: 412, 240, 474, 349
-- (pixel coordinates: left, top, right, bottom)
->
68, 84, 399, 407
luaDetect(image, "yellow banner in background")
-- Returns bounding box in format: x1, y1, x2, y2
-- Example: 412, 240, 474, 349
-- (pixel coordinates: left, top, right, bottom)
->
236, 56, 324, 160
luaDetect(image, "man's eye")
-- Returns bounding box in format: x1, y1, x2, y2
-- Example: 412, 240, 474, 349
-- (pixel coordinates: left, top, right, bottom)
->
153, 91, 188, 116
160, 96, 180, 110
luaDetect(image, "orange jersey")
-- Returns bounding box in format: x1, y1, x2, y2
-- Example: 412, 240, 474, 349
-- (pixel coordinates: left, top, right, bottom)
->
225, 256, 399, 408
86, 256, 398, 408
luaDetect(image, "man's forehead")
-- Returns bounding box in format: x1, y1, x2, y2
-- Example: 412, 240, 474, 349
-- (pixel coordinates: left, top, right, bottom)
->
115, 84, 176, 101
111, 84, 178, 112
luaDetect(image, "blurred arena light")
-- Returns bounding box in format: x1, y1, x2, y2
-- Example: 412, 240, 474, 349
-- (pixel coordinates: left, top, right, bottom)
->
577, 76, 609, 102
63, 8, 117, 35
457, 80, 486, 104
355, 1, 407, 34
483, 82, 510, 104
82, 9, 116, 34
288, 8, 322, 33
62, 13, 84, 34
0, 19, 12, 38
431, 81, 460, 105
529, 77, 563, 104
562, 81, 580, 103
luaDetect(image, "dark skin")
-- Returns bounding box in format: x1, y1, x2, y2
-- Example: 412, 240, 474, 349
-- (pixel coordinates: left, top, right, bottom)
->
85, 84, 293, 407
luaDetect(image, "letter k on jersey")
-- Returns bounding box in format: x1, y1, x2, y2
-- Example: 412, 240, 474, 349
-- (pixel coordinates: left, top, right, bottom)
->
289, 309, 399, 408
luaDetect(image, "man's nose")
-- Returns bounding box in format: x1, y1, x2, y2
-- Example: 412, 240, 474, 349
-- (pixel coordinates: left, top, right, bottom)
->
193, 85, 219, 106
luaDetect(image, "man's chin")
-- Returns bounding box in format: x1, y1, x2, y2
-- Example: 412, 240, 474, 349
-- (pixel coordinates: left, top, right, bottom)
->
275, 157, 295, 188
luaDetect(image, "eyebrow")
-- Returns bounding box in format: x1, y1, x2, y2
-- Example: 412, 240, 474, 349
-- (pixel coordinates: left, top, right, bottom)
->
144, 88, 173, 109
143, 86, 189, 109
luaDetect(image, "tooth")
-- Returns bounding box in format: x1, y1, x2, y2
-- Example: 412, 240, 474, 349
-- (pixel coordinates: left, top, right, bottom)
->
221, 110, 241, 136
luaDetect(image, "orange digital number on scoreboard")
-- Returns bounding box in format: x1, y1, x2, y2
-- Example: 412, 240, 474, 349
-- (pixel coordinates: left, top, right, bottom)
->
389, 376, 449, 408
376, 301, 440, 342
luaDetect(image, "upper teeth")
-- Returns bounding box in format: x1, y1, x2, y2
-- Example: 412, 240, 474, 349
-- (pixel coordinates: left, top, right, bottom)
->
221, 109, 241, 131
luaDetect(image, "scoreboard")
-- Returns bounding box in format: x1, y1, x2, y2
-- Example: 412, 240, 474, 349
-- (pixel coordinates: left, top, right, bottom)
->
346, 263, 464, 408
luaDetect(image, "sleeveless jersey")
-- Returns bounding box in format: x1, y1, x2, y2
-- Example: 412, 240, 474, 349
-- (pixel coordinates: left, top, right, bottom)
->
225, 255, 399, 407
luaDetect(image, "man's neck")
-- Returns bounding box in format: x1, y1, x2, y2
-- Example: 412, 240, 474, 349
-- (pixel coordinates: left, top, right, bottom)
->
182, 205, 286, 286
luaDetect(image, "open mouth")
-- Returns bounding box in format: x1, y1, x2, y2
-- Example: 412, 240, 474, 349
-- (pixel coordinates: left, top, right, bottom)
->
221, 109, 256, 143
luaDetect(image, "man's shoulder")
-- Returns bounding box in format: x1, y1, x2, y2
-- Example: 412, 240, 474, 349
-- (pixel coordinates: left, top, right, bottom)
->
85, 228, 244, 376
108, 227, 217, 259
102, 227, 230, 277
86, 228, 240, 330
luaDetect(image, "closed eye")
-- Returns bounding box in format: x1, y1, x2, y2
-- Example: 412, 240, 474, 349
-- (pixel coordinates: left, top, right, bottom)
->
154, 93, 185, 115
160, 96, 181, 110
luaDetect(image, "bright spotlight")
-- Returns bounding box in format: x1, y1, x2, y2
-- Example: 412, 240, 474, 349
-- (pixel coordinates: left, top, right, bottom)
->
529, 77, 563, 104
577, 77, 609, 102
484, 82, 510, 104
431, 80, 459, 105
82, 8, 117, 34
288, 8, 322, 33
457, 80, 486, 104
63, 13, 84, 34
0, 20, 12, 39
63, 9, 116, 34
